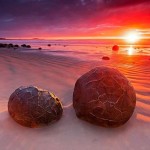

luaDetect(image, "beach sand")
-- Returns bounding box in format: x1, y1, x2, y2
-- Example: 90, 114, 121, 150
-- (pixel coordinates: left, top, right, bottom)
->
0, 48, 150, 150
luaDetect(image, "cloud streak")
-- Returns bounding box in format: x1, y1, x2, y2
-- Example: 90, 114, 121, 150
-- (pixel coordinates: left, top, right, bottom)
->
104, 0, 150, 7
0, 0, 150, 38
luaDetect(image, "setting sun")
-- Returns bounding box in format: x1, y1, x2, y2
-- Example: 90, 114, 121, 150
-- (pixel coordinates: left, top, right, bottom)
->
124, 31, 140, 44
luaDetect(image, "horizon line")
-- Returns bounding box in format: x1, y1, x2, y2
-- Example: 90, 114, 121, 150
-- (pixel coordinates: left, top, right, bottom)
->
0, 36, 150, 40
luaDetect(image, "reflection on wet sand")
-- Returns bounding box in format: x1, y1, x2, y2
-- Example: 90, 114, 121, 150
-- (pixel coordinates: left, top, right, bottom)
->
137, 114, 150, 122
127, 46, 134, 56
0, 101, 8, 112
110, 52, 150, 125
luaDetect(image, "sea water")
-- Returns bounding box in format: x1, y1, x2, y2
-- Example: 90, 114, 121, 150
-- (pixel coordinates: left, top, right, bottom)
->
0, 39, 150, 61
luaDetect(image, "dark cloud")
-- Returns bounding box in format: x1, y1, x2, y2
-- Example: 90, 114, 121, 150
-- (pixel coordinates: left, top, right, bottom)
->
104, 0, 150, 7
0, 0, 150, 37
0, 1, 90, 24
0, 0, 103, 32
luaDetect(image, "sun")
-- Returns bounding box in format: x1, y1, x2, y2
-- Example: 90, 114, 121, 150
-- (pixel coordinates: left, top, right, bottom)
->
124, 31, 140, 44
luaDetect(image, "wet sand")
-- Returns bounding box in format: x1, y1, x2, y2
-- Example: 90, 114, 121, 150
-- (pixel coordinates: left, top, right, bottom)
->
0, 48, 150, 150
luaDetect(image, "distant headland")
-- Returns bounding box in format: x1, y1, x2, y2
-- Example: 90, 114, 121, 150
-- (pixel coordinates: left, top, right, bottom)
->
0, 38, 43, 40
0, 38, 6, 40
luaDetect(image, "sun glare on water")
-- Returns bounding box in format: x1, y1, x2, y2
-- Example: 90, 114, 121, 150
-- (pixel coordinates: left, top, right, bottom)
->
124, 31, 140, 44
128, 46, 134, 55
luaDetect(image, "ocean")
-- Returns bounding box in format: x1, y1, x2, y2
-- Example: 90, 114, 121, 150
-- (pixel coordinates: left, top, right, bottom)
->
0, 39, 150, 61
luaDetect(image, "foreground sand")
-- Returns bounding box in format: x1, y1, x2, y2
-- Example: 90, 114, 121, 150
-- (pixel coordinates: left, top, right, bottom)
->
0, 48, 150, 150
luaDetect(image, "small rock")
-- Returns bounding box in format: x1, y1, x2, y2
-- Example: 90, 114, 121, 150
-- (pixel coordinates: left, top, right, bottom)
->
21, 44, 27, 48
14, 45, 19, 48
0, 43, 8, 48
102, 56, 110, 60
8, 43, 13, 48
26, 45, 31, 48
112, 45, 119, 51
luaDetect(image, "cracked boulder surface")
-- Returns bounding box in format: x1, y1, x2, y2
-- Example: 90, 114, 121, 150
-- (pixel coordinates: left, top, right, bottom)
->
8, 86, 63, 128
73, 67, 136, 128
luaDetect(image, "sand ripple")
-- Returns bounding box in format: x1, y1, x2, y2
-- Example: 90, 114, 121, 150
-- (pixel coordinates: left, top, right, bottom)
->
0, 49, 149, 150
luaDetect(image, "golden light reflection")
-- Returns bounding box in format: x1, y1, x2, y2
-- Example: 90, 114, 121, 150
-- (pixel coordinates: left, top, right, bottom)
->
0, 101, 7, 112
137, 114, 150, 122
128, 46, 134, 55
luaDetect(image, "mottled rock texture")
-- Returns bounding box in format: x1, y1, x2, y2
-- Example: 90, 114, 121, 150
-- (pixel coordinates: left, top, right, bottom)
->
73, 67, 136, 127
8, 86, 63, 128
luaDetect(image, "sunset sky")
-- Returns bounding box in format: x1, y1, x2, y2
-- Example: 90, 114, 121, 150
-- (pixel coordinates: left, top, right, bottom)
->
0, 0, 150, 39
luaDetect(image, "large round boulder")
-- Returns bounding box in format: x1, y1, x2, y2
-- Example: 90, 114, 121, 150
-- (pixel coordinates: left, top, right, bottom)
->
73, 67, 136, 127
8, 86, 63, 128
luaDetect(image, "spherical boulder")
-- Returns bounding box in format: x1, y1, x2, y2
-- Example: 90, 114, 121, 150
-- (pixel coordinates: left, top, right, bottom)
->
8, 86, 63, 128
112, 45, 119, 51
73, 67, 136, 127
